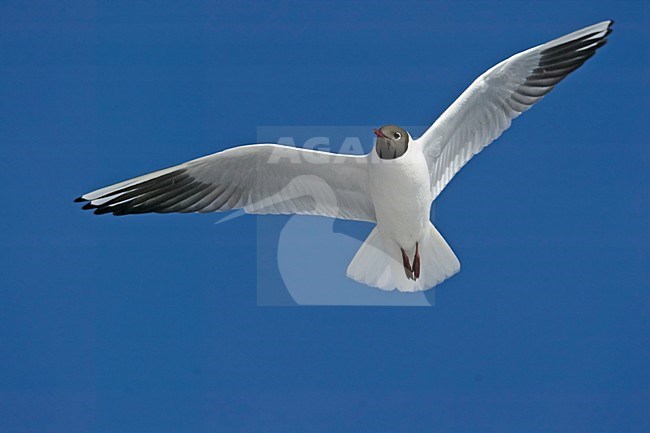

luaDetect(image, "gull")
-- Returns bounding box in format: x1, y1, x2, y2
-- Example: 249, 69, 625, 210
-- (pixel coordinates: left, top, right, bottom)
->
76, 21, 613, 292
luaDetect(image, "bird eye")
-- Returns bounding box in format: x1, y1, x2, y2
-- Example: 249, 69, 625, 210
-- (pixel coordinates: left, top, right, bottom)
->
394, 132, 401, 139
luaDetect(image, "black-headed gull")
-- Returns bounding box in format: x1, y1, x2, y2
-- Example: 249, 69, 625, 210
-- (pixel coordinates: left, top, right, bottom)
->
76, 21, 613, 292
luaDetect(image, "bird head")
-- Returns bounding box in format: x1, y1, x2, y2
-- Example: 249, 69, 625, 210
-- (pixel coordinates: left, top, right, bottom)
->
373, 125, 409, 160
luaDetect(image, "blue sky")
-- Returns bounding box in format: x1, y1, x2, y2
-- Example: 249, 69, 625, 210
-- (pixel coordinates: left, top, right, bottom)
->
1, 1, 648, 432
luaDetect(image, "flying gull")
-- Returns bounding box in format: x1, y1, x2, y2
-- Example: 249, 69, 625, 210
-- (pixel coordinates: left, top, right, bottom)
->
76, 21, 613, 292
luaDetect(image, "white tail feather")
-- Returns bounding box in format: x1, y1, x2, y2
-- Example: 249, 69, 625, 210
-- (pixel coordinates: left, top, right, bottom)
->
347, 223, 460, 292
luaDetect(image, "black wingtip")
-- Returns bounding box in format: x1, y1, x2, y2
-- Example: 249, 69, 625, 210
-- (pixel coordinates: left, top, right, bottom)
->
93, 206, 116, 215
74, 196, 86, 203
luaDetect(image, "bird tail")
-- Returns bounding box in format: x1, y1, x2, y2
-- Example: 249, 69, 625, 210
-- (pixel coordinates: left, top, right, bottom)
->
347, 223, 460, 292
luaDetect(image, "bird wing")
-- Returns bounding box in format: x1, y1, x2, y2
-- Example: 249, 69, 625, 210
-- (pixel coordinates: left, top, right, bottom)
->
418, 20, 613, 202
76, 144, 376, 222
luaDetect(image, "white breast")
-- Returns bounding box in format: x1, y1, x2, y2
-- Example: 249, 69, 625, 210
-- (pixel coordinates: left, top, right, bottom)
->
368, 140, 431, 251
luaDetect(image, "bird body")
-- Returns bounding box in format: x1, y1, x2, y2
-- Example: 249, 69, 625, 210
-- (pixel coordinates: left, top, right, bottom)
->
76, 21, 613, 292
369, 136, 430, 254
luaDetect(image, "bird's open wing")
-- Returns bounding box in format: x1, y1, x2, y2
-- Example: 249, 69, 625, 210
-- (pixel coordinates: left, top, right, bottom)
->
76, 144, 376, 222
418, 20, 613, 202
